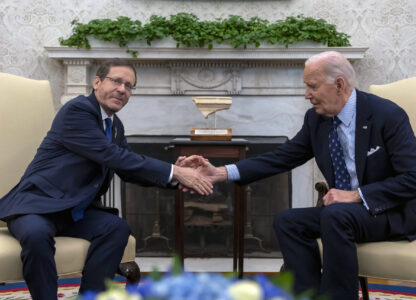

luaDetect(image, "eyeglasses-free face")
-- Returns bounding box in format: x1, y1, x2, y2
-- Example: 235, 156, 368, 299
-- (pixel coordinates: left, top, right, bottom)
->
93, 66, 136, 116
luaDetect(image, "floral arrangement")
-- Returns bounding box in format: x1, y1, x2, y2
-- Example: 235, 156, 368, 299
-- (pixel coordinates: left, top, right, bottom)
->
80, 273, 297, 300
78, 257, 324, 300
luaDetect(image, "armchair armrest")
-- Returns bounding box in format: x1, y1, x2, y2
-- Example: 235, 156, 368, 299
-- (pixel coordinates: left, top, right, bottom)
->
315, 182, 329, 207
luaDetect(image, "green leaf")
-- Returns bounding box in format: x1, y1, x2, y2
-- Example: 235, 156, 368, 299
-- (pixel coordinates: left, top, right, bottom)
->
58, 13, 351, 56
149, 266, 162, 281
104, 278, 123, 291
222, 271, 238, 279
171, 254, 183, 275
271, 271, 294, 294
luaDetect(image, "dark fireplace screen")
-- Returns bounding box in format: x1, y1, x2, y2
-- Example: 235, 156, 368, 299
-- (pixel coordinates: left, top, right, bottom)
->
121, 136, 291, 258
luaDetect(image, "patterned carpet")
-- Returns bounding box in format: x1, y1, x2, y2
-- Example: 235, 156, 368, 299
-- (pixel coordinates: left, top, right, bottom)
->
1, 277, 416, 299
0, 276, 125, 300
0, 278, 80, 299
361, 283, 416, 300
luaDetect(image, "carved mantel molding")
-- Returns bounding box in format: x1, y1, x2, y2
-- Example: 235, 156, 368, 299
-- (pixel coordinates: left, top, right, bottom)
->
45, 45, 367, 104
46, 46, 367, 61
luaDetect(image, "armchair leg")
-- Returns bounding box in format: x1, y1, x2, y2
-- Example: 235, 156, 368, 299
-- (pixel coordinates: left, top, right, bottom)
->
118, 261, 141, 286
359, 276, 369, 300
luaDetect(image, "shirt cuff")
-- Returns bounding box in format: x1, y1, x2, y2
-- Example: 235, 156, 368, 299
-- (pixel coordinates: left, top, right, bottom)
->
169, 165, 178, 186
225, 164, 240, 181
358, 187, 369, 210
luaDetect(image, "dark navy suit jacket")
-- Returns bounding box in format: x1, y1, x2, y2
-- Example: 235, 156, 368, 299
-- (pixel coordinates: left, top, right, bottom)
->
235, 90, 416, 239
0, 93, 172, 220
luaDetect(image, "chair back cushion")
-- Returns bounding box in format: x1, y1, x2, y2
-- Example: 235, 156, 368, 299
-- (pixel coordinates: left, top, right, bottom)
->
0, 73, 55, 198
369, 77, 416, 132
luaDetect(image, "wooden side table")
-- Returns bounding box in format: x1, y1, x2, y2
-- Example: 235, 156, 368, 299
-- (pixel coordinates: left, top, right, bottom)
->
170, 138, 248, 278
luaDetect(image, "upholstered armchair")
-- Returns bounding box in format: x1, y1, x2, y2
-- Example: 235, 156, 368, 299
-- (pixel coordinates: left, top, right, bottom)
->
0, 73, 140, 285
315, 77, 416, 300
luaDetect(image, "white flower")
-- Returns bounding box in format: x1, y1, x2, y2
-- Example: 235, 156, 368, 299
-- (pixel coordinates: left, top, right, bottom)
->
96, 289, 142, 300
228, 280, 263, 300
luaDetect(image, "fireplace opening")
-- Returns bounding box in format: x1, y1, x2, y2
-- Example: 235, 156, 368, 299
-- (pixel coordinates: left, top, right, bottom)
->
121, 135, 291, 258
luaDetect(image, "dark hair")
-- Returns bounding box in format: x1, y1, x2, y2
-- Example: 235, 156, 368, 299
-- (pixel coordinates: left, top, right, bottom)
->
96, 59, 137, 85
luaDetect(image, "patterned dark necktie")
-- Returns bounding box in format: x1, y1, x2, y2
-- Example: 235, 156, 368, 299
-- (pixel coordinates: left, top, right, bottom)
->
329, 117, 352, 190
72, 117, 113, 221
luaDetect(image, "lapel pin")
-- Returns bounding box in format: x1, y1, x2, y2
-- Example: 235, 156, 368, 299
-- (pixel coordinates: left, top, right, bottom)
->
363, 125, 368, 130
114, 127, 118, 139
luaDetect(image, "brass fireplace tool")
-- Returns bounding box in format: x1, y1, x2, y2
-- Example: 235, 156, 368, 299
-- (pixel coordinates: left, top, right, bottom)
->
244, 185, 270, 253
137, 188, 171, 252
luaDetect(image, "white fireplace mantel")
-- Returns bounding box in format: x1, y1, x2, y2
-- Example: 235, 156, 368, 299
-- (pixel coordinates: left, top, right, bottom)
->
46, 45, 367, 104
45, 44, 367, 209
46, 45, 367, 61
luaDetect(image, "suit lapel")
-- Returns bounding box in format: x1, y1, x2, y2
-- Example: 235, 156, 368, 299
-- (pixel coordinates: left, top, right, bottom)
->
112, 125, 118, 143
113, 115, 122, 145
87, 93, 105, 131
355, 90, 372, 185
87, 93, 111, 177
87, 92, 121, 145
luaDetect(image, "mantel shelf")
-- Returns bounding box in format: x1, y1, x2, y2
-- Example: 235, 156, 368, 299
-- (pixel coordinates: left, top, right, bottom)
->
45, 46, 368, 61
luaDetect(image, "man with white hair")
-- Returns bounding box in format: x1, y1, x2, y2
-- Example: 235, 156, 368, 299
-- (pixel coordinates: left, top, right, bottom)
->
179, 51, 416, 299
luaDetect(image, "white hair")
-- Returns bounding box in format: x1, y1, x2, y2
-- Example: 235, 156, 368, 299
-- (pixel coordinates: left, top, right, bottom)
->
305, 51, 357, 88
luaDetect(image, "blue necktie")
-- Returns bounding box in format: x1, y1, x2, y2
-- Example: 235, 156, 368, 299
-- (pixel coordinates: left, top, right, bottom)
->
329, 117, 351, 190
105, 118, 112, 141
72, 118, 113, 221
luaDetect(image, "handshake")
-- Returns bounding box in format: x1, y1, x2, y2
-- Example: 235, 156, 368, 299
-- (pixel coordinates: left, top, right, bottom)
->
171, 155, 229, 195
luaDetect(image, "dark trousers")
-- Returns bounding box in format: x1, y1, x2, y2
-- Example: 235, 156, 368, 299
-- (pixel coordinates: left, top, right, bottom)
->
274, 203, 405, 300
7, 208, 130, 300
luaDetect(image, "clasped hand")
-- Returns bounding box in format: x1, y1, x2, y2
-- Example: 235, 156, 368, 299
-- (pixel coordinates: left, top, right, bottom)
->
172, 155, 227, 194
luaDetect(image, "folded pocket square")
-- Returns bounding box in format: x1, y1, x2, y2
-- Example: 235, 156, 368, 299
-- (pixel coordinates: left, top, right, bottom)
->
367, 146, 381, 156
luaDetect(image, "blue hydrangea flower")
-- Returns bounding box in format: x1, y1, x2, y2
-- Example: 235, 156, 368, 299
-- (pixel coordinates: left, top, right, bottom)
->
79, 272, 311, 300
